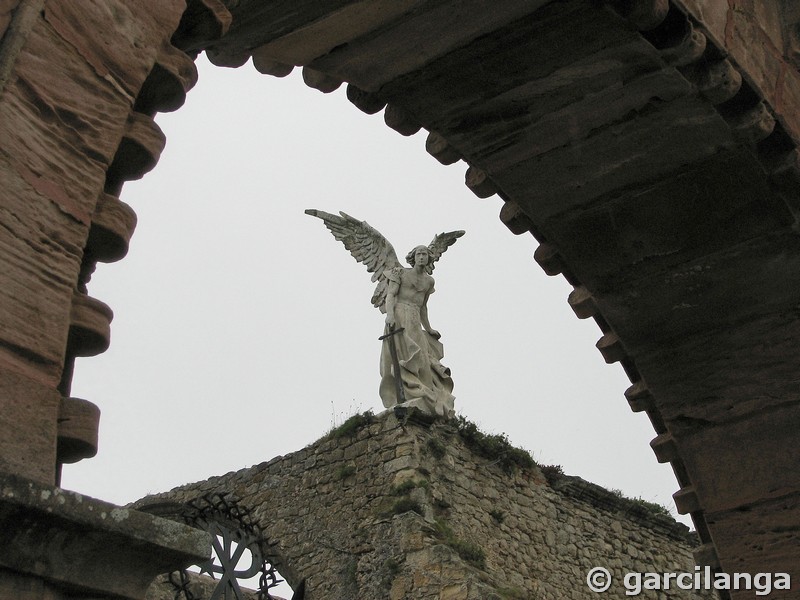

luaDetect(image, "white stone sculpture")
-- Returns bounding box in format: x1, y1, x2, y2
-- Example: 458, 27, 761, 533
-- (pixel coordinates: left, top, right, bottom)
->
306, 209, 464, 418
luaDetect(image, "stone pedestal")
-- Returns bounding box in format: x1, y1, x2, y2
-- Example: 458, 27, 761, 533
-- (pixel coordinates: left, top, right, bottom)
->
0, 473, 210, 600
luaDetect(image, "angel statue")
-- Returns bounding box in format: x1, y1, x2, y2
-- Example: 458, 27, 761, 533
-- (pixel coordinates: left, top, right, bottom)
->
306, 209, 464, 419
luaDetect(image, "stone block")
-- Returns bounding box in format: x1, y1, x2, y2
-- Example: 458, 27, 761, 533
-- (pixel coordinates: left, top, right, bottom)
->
383, 455, 418, 473
0, 473, 210, 600
0, 368, 59, 484
56, 397, 100, 464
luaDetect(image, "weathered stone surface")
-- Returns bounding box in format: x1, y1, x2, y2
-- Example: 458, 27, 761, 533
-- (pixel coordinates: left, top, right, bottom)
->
705, 494, 800, 597
4, 0, 800, 591
675, 404, 800, 514
533, 243, 564, 277
87, 192, 138, 263
464, 166, 496, 198
658, 21, 706, 67
498, 201, 533, 235
106, 112, 167, 188
567, 286, 595, 319
147, 572, 264, 600
236, 0, 425, 67
425, 131, 461, 166
0, 473, 211, 600
308, 0, 554, 91
677, 0, 800, 141
251, 51, 293, 77
0, 158, 81, 375
67, 291, 113, 358
171, 0, 231, 53
56, 396, 100, 464
383, 103, 421, 136
500, 97, 733, 223
0, 1, 20, 40
43, 0, 185, 100
0, 0, 180, 383
596, 331, 626, 364
693, 59, 743, 105
346, 83, 386, 115
624, 381, 655, 414
0, 570, 63, 600
301, 65, 342, 93
139, 414, 707, 599
606, 0, 668, 32
0, 0, 184, 498
135, 42, 199, 115
0, 369, 59, 483
540, 149, 789, 291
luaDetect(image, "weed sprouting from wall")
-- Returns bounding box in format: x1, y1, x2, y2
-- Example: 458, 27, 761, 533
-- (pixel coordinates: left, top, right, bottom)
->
388, 497, 423, 516
453, 416, 536, 474
540, 464, 564, 485
335, 464, 357, 480
434, 518, 486, 569
426, 438, 446, 459
323, 410, 374, 441
610, 488, 673, 519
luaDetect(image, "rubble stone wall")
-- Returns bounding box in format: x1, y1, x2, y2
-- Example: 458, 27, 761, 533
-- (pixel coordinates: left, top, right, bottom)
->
141, 413, 712, 600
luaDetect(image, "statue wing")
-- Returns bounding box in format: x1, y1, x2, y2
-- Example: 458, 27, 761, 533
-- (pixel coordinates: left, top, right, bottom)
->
305, 209, 401, 312
425, 230, 465, 274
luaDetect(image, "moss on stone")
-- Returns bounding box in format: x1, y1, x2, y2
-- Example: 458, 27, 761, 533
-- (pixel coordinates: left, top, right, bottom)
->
390, 479, 429, 496
496, 586, 527, 599
382, 557, 402, 587
453, 416, 536, 474
335, 464, 357, 480
540, 464, 564, 485
391, 480, 417, 496
324, 410, 374, 441
426, 437, 446, 459
609, 489, 673, 519
489, 509, 504, 523
434, 518, 486, 569
388, 497, 423, 516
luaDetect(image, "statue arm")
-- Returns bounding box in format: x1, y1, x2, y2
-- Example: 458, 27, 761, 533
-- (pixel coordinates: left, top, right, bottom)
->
420, 294, 441, 339
385, 279, 400, 327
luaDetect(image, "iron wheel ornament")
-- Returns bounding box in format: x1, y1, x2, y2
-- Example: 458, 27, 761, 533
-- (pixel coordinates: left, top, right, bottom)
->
144, 493, 284, 600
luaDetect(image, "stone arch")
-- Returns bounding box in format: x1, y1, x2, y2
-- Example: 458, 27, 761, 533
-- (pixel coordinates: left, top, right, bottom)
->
2, 0, 800, 591
139, 1, 800, 582
136, 492, 304, 597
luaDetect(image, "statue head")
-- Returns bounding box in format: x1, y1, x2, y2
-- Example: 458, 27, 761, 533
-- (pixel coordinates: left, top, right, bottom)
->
406, 245, 430, 266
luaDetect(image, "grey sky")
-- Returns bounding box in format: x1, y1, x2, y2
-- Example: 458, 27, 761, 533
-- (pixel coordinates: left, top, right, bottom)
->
63, 55, 687, 541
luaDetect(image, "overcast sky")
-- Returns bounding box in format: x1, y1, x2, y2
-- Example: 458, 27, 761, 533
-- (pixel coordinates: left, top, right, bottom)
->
63, 55, 690, 546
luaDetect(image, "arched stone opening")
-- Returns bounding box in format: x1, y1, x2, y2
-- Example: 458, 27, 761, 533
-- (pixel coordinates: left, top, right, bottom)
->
2, 0, 800, 595
137, 493, 300, 599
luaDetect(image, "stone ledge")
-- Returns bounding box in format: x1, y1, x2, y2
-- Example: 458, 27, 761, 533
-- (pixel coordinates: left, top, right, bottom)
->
0, 472, 211, 600
551, 475, 697, 544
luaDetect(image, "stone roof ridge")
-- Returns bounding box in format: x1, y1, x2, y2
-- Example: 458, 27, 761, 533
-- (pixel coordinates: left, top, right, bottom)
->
549, 474, 698, 545
129, 455, 284, 510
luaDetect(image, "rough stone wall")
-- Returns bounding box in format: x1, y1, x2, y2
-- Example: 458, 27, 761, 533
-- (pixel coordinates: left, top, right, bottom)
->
139, 413, 712, 600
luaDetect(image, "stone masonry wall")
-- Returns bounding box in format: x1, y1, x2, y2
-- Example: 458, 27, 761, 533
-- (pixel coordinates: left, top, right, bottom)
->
139, 412, 713, 600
